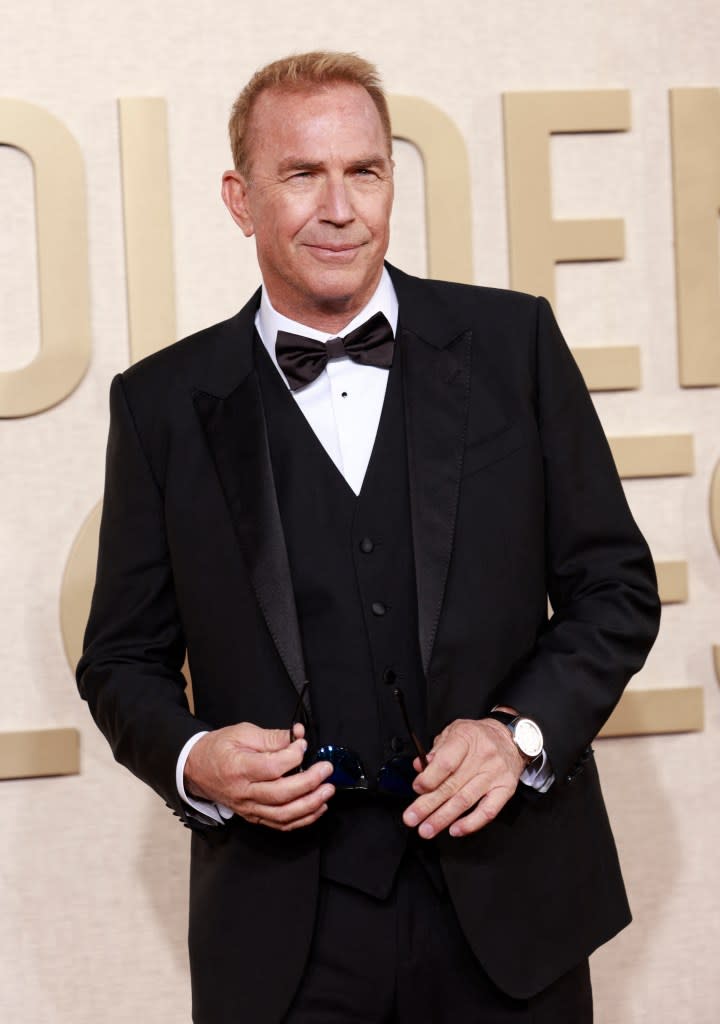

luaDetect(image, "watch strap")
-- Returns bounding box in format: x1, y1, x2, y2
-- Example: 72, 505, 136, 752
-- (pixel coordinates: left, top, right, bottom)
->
486, 710, 543, 766
486, 710, 515, 728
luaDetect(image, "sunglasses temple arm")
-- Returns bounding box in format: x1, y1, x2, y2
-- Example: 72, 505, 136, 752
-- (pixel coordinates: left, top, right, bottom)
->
289, 680, 310, 745
410, 731, 428, 771
393, 687, 428, 770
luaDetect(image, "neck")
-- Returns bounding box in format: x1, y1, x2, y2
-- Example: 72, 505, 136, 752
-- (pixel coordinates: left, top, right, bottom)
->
263, 276, 385, 335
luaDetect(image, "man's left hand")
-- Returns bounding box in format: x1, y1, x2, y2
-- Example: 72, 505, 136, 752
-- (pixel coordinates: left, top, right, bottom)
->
402, 718, 525, 839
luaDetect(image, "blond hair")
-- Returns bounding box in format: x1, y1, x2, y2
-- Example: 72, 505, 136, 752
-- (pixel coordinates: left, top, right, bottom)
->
228, 51, 392, 175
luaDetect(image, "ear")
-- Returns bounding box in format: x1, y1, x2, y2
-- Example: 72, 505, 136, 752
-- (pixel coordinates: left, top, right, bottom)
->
221, 170, 254, 237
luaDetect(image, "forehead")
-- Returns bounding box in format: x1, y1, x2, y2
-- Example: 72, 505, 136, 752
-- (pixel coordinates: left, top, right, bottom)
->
247, 82, 389, 167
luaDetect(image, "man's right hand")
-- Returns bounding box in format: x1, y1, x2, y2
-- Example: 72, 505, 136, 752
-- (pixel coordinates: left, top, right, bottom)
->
184, 723, 335, 831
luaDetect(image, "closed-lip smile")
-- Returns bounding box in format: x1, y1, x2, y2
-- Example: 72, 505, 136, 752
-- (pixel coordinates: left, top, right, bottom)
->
304, 242, 365, 261
306, 242, 362, 252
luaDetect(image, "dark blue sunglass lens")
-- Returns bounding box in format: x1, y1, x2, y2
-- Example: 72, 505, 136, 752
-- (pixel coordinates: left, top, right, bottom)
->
377, 755, 417, 796
313, 745, 367, 789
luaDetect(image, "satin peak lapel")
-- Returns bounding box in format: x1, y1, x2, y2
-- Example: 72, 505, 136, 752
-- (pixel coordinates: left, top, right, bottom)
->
193, 374, 309, 702
400, 324, 472, 679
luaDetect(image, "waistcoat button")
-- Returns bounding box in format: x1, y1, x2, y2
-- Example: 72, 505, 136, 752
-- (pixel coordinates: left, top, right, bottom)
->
359, 537, 374, 553
382, 667, 397, 685
371, 601, 387, 616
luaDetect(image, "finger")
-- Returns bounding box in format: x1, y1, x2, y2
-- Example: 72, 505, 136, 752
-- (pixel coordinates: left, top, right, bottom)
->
412, 735, 467, 794
412, 774, 491, 839
256, 803, 330, 832
250, 760, 335, 806
245, 781, 335, 827
234, 722, 300, 753
403, 770, 467, 829
412, 750, 435, 773
238, 739, 309, 783
448, 786, 514, 837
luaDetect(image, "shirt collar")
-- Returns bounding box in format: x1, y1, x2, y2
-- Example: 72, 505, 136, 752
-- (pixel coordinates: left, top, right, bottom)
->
255, 266, 398, 384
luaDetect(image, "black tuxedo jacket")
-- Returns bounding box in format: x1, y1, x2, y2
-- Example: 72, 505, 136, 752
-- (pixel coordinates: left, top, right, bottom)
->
78, 264, 660, 1023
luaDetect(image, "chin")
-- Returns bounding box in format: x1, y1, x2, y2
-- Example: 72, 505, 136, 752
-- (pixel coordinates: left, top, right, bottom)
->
307, 270, 377, 310
312, 289, 364, 314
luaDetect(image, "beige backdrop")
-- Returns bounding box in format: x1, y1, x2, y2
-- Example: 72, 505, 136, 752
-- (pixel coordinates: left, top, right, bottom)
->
2, 1, 719, 1020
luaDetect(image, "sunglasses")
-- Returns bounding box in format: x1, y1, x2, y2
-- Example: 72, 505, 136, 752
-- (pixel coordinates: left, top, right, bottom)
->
289, 682, 428, 798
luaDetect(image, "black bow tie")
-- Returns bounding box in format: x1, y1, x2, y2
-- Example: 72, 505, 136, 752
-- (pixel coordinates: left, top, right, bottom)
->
275, 311, 395, 392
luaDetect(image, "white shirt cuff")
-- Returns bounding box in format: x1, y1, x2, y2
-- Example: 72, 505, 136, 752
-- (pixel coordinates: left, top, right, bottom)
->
520, 748, 555, 793
176, 732, 234, 823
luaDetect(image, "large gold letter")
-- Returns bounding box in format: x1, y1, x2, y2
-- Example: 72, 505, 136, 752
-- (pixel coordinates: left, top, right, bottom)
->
600, 688, 703, 737
0, 100, 91, 417
61, 98, 178, 672
389, 96, 473, 284
503, 90, 638, 392
503, 90, 629, 300
670, 88, 720, 387
118, 98, 177, 362
712, 459, 720, 684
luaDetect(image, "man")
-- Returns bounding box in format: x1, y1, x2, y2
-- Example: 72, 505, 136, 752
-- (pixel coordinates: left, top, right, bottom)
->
78, 51, 660, 1023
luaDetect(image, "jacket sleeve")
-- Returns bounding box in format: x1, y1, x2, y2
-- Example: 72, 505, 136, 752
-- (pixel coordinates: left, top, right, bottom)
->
496, 297, 661, 783
77, 373, 215, 826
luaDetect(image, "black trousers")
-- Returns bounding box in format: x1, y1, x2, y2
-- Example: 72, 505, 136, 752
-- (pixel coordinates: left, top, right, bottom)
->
284, 855, 592, 1024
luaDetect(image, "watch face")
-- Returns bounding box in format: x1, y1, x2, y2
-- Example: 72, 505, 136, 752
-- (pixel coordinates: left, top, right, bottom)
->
514, 718, 543, 759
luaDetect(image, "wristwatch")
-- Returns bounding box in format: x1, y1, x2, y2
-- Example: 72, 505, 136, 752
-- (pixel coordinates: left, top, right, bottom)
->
487, 709, 544, 765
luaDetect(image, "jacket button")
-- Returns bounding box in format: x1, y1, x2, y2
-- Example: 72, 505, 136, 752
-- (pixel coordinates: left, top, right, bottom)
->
382, 667, 397, 685
371, 601, 386, 616
390, 736, 404, 753
359, 537, 374, 553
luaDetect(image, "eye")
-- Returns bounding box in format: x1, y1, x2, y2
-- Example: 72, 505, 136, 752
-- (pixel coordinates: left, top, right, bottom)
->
351, 167, 380, 182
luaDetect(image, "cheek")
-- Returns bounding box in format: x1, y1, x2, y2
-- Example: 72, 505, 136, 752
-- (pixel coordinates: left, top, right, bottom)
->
365, 196, 393, 239
274, 192, 319, 236
368, 215, 391, 250
251, 194, 302, 243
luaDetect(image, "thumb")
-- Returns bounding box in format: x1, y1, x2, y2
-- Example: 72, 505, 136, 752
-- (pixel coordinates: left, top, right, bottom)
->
231, 722, 298, 753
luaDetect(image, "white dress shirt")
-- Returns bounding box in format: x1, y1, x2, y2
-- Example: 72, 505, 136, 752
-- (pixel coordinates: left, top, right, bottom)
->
177, 269, 552, 822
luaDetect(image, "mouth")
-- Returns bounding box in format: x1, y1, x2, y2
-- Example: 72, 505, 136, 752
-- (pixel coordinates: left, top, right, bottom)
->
303, 242, 366, 262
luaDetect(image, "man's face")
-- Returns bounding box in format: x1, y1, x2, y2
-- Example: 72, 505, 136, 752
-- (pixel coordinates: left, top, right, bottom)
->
222, 82, 394, 331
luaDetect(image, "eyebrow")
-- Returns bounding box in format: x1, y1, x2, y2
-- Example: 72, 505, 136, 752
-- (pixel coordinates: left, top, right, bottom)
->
277, 158, 324, 175
276, 154, 390, 175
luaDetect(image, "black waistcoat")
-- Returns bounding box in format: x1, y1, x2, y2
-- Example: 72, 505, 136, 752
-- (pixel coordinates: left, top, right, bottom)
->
255, 335, 429, 898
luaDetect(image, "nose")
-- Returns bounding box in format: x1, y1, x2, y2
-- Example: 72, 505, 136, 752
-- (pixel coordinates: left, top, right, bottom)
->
320, 177, 354, 226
